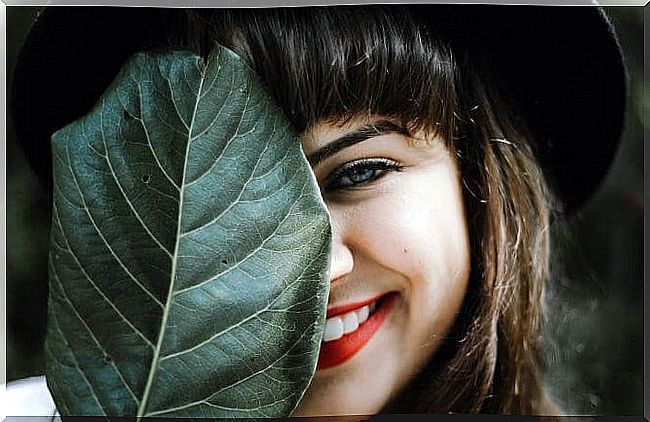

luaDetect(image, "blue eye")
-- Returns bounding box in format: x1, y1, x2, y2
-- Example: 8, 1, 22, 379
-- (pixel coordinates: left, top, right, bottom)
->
325, 159, 404, 191
346, 167, 378, 184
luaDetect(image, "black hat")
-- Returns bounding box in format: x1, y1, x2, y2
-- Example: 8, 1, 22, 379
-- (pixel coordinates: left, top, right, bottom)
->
11, 6, 626, 213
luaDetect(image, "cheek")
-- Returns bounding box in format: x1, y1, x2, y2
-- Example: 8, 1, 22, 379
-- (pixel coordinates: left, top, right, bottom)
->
353, 167, 470, 291
344, 164, 471, 367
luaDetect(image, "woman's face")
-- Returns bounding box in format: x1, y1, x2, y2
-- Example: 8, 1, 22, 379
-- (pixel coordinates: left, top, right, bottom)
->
292, 116, 471, 416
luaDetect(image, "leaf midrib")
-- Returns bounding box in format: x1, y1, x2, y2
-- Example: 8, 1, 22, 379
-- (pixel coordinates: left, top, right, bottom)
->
136, 56, 208, 419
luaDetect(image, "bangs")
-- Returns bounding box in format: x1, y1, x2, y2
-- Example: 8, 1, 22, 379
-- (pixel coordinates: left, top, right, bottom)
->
194, 6, 459, 142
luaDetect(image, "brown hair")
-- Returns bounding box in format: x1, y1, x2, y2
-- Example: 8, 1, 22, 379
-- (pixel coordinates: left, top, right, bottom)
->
180, 5, 557, 415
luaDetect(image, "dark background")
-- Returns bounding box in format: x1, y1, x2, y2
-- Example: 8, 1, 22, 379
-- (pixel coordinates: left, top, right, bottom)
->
5, 6, 644, 416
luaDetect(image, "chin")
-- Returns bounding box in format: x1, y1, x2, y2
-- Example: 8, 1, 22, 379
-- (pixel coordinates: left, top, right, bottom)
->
292, 301, 405, 417
293, 371, 394, 417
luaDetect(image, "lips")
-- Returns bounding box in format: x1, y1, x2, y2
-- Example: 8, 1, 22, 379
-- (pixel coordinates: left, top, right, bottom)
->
317, 292, 396, 370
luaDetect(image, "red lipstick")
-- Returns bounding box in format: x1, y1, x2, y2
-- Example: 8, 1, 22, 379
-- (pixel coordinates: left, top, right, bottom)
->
317, 293, 396, 370
326, 295, 382, 319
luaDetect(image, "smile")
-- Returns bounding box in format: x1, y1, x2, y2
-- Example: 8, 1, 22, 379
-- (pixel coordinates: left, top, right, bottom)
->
322, 302, 375, 342
317, 293, 397, 370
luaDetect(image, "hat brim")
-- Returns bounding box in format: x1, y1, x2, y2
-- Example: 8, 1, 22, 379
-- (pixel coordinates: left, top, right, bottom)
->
412, 5, 626, 214
10, 6, 626, 213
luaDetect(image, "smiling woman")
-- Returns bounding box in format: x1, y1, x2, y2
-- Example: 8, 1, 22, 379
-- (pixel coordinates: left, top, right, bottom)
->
294, 117, 471, 415
8, 4, 626, 418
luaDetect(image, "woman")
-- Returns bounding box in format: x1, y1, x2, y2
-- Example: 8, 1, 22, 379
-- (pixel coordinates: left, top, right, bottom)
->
8, 5, 625, 417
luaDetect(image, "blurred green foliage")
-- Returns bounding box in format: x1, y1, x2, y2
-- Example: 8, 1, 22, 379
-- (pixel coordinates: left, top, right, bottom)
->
540, 7, 644, 415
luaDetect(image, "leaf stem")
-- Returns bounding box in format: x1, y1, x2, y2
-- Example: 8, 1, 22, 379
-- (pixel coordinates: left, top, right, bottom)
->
136, 55, 208, 420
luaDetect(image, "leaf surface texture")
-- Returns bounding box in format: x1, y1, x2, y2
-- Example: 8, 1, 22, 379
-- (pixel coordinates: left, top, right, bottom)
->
46, 46, 330, 418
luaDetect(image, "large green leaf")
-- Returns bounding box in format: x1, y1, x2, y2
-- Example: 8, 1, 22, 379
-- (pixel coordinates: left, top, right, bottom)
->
45, 45, 331, 418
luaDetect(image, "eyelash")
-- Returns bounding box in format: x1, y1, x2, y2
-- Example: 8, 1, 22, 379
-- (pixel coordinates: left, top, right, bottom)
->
324, 158, 405, 191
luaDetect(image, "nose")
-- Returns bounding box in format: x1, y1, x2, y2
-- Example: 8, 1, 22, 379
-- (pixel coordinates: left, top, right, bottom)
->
328, 209, 354, 284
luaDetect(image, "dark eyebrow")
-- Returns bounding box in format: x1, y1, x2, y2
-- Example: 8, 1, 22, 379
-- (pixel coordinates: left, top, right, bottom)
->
306, 120, 410, 166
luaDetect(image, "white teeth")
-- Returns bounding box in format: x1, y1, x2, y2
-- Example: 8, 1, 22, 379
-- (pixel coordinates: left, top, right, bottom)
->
356, 306, 369, 323
323, 317, 344, 342
342, 312, 359, 334
322, 303, 375, 342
